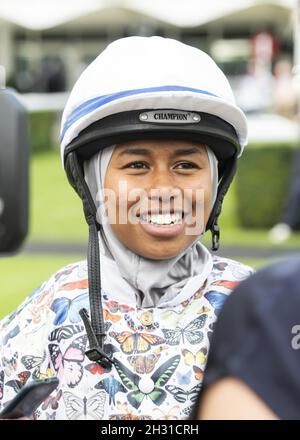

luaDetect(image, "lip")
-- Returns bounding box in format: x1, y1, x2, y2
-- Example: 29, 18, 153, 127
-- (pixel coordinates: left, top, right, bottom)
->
138, 210, 184, 217
139, 218, 185, 238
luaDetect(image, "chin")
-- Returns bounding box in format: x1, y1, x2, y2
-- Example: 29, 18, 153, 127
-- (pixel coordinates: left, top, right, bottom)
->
137, 246, 184, 261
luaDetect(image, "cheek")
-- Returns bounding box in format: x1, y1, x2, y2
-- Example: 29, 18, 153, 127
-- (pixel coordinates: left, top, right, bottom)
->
189, 175, 212, 226
105, 173, 143, 224
190, 175, 212, 206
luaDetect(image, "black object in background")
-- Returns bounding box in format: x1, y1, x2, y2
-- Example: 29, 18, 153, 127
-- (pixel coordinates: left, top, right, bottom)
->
0, 377, 59, 419
0, 87, 29, 253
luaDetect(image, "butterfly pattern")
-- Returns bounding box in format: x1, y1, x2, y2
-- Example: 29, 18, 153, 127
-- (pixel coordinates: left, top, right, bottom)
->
42, 389, 62, 411
162, 315, 208, 346
49, 336, 87, 388
21, 352, 46, 370
0, 256, 252, 419
114, 355, 180, 409
110, 330, 165, 354
165, 383, 202, 404
63, 391, 106, 420
51, 293, 89, 325
127, 354, 160, 374
5, 371, 31, 393
95, 376, 126, 405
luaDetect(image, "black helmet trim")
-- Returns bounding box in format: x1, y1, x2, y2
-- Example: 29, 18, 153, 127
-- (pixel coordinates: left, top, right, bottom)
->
63, 109, 241, 168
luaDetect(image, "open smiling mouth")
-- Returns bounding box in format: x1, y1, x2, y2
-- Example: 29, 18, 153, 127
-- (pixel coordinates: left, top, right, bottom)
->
139, 212, 184, 226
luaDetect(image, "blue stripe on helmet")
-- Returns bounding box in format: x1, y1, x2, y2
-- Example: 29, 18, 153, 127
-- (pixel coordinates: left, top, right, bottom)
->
61, 85, 219, 142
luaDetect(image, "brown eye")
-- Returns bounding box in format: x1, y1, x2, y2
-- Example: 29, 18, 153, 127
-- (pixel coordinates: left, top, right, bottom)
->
126, 162, 149, 169
175, 162, 199, 169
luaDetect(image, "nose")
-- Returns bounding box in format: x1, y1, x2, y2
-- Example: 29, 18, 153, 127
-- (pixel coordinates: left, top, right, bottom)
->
147, 170, 181, 207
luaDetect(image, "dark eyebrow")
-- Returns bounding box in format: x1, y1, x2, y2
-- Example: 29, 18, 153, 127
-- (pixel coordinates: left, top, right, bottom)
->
117, 146, 205, 157
117, 148, 152, 157
173, 147, 204, 156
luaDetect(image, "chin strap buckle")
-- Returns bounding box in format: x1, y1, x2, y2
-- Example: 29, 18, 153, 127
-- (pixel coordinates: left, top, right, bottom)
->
79, 308, 114, 368
211, 223, 220, 252
85, 347, 113, 369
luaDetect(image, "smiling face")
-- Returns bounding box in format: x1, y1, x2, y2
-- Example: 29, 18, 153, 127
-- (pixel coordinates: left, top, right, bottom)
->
104, 139, 212, 260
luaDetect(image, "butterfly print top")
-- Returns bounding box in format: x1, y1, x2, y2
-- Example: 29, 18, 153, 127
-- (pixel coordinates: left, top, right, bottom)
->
0, 255, 252, 420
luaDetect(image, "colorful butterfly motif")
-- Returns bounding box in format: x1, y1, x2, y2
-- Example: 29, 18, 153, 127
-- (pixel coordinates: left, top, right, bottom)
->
204, 291, 228, 316
182, 406, 192, 417
46, 412, 56, 420
104, 300, 134, 314
193, 366, 204, 381
60, 279, 88, 291
108, 401, 152, 420
213, 261, 228, 271
160, 305, 209, 327
63, 391, 106, 420
42, 389, 62, 411
125, 315, 158, 332
84, 346, 118, 376
32, 365, 53, 381
182, 345, 207, 382
95, 376, 126, 405
181, 283, 208, 308
152, 405, 181, 420
127, 354, 160, 374
124, 313, 159, 332
182, 348, 207, 367
103, 309, 121, 323
114, 355, 180, 409
176, 369, 192, 385
109, 413, 152, 420
2, 325, 20, 346
21, 352, 46, 371
165, 383, 202, 403
5, 371, 31, 393
137, 311, 159, 330
191, 285, 207, 301
51, 293, 89, 325
33, 288, 53, 306
48, 325, 84, 343
85, 363, 111, 376
2, 352, 18, 376
49, 335, 87, 388
162, 315, 207, 346
110, 330, 165, 354
28, 292, 55, 325
211, 280, 239, 289
54, 267, 74, 282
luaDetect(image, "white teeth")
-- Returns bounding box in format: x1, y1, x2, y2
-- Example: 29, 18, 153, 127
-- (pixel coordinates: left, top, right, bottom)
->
141, 213, 182, 225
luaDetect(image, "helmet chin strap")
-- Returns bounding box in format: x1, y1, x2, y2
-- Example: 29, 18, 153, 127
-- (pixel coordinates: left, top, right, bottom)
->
65, 151, 237, 367
206, 155, 238, 252
66, 152, 113, 368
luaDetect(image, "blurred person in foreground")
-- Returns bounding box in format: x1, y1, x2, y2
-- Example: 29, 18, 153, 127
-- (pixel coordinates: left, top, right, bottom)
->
191, 257, 300, 420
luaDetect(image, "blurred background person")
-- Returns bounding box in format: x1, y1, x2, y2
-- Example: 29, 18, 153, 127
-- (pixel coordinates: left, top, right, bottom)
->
269, 58, 300, 244
272, 58, 297, 119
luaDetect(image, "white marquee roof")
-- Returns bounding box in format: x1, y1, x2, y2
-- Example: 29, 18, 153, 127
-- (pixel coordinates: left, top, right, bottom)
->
0, 0, 295, 31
